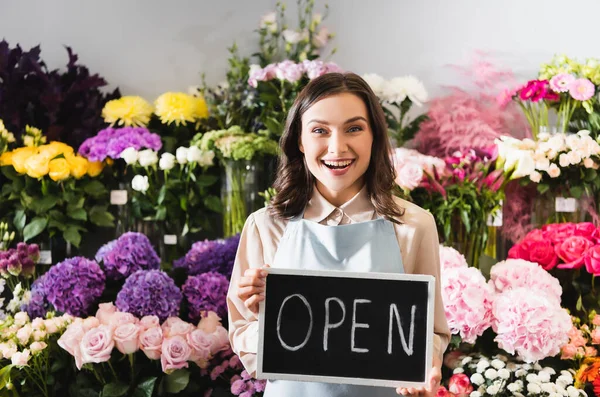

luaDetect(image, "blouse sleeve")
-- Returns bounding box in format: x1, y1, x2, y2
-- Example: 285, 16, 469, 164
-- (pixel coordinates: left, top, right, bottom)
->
415, 212, 451, 361
226, 214, 265, 376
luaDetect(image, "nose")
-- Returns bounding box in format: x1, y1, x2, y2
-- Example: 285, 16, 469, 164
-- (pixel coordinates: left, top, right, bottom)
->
328, 130, 348, 154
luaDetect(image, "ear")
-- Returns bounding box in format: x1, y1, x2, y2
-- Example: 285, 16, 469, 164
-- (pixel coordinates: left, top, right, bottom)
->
299, 137, 304, 153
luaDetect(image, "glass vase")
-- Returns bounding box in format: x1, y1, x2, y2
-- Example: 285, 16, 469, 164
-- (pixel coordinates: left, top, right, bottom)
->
221, 159, 262, 237
111, 182, 131, 238
445, 214, 489, 268
531, 193, 589, 228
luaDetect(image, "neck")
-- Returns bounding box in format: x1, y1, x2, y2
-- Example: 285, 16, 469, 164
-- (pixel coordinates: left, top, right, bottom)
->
315, 179, 365, 207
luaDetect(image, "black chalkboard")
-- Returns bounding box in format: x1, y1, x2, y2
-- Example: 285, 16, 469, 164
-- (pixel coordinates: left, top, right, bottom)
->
257, 268, 435, 388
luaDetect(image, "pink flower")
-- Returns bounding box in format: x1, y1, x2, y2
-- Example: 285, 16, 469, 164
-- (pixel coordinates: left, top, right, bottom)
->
187, 329, 212, 368
585, 246, 600, 275
247, 64, 277, 88
140, 315, 160, 330
80, 325, 115, 367
519, 80, 549, 102
561, 343, 578, 360
16, 324, 32, 345
96, 302, 117, 325
57, 322, 85, 369
439, 246, 468, 271
441, 267, 493, 343
114, 323, 141, 354
29, 341, 47, 354
550, 73, 576, 93
198, 311, 222, 333
556, 236, 593, 269
542, 223, 576, 245
507, 239, 558, 271
139, 326, 163, 360
108, 311, 138, 329
496, 85, 521, 108
448, 373, 473, 395
586, 346, 598, 357
569, 78, 595, 101
162, 317, 195, 338
575, 222, 600, 243
161, 335, 192, 373
593, 315, 600, 326
312, 27, 330, 48
83, 317, 101, 331
208, 326, 230, 354
568, 326, 588, 348
489, 259, 562, 304
11, 349, 30, 366
435, 386, 456, 397
591, 328, 600, 344
394, 162, 424, 191
493, 288, 571, 362
275, 60, 304, 83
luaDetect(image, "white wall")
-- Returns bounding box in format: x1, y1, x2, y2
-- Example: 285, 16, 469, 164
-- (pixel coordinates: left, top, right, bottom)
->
2, 0, 600, 101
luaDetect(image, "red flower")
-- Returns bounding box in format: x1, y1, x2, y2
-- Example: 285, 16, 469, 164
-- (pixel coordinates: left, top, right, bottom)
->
543, 223, 577, 245
556, 236, 593, 269
448, 373, 473, 396
519, 80, 550, 102
436, 386, 456, 397
575, 222, 600, 244
585, 246, 600, 276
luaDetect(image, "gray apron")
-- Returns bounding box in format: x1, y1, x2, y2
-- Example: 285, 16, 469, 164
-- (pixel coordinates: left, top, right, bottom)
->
264, 214, 404, 397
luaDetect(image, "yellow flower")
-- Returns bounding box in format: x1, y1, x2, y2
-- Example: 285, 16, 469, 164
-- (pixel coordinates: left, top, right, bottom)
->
24, 126, 46, 147
154, 92, 208, 126
24, 153, 50, 178
48, 158, 70, 181
102, 96, 154, 127
10, 147, 37, 174
87, 161, 104, 177
0, 151, 13, 166
65, 153, 89, 179
39, 142, 74, 159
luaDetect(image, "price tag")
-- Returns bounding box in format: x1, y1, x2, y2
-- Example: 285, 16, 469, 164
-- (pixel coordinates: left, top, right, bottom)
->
487, 211, 503, 227
38, 250, 52, 265
164, 235, 177, 245
110, 190, 128, 205
555, 197, 578, 213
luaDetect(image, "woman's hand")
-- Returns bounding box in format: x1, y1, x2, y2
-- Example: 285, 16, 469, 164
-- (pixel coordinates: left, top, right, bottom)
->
237, 265, 270, 315
396, 355, 442, 396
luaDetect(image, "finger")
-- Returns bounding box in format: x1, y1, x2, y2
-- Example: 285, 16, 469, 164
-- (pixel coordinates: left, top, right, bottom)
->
395, 387, 408, 396
244, 293, 265, 311
244, 268, 269, 279
237, 285, 265, 300
238, 276, 266, 288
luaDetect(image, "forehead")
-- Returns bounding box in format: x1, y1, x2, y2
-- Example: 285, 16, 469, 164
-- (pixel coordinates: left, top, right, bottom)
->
301, 93, 368, 124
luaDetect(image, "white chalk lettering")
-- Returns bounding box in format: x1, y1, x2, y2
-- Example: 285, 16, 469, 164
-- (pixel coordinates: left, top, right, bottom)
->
323, 297, 346, 351
388, 304, 416, 356
351, 299, 371, 353
276, 294, 313, 351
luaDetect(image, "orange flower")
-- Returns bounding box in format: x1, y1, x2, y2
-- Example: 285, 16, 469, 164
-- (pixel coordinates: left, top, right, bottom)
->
576, 357, 600, 387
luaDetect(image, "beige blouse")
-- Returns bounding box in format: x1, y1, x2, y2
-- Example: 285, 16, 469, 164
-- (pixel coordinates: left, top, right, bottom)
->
226, 186, 450, 376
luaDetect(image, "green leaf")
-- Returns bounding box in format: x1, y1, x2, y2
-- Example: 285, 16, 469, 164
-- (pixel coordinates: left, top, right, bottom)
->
131, 377, 157, 397
577, 294, 584, 312
195, 174, 219, 187
204, 195, 222, 213
13, 210, 26, 231
165, 369, 190, 394
264, 116, 283, 136
1, 166, 18, 181
68, 208, 88, 221
64, 227, 82, 248
84, 181, 106, 197
101, 381, 129, 397
23, 217, 48, 242
90, 208, 115, 227
460, 210, 471, 234
0, 365, 14, 389
30, 195, 59, 214
584, 168, 598, 182
155, 206, 167, 221
67, 196, 86, 210
570, 186, 584, 199
157, 186, 167, 205
537, 184, 550, 195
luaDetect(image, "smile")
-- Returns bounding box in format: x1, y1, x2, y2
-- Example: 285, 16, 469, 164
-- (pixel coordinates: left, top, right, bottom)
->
321, 159, 355, 170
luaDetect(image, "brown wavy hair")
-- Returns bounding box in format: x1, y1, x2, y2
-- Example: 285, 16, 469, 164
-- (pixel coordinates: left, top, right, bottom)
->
269, 72, 404, 223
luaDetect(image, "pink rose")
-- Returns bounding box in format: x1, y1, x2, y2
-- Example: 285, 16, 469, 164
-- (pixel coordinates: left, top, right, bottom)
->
30, 341, 47, 354
593, 315, 600, 326
543, 223, 576, 245
139, 326, 163, 360
575, 223, 600, 243
523, 229, 546, 242
448, 373, 473, 396
198, 312, 221, 333
585, 246, 600, 275
556, 236, 593, 269
140, 315, 160, 330
0, 342, 17, 360
435, 386, 456, 397
83, 317, 101, 331
561, 343, 578, 359
16, 324, 32, 345
568, 326, 587, 348
114, 323, 141, 354
11, 349, 30, 366
31, 318, 44, 330
591, 328, 600, 344
187, 329, 212, 368
80, 325, 115, 368
509, 239, 558, 270
57, 322, 85, 369
586, 346, 598, 357
108, 312, 138, 329
96, 302, 117, 325
208, 326, 230, 354
162, 317, 194, 338
44, 319, 59, 334
394, 162, 424, 191
161, 336, 192, 373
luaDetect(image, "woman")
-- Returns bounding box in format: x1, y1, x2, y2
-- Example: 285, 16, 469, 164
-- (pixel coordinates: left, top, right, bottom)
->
227, 72, 450, 396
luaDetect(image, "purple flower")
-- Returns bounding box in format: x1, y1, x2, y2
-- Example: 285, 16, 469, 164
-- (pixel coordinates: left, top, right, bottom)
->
41, 257, 105, 317
116, 270, 182, 322
78, 127, 162, 162
174, 234, 240, 277
0, 243, 39, 278
231, 379, 248, 395
183, 272, 229, 322
26, 274, 50, 319
98, 232, 160, 280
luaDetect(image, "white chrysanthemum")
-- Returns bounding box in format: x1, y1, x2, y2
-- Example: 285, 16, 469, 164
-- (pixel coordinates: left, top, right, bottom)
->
537, 371, 551, 383
526, 374, 540, 384
470, 373, 485, 386
542, 367, 557, 375
507, 382, 523, 392
484, 368, 498, 380
498, 368, 511, 379
453, 367, 464, 374
486, 384, 500, 394
566, 386, 581, 397
362, 74, 386, 98
382, 75, 428, 106
491, 359, 505, 369
527, 383, 542, 394
541, 383, 556, 393
469, 392, 481, 397
461, 356, 473, 365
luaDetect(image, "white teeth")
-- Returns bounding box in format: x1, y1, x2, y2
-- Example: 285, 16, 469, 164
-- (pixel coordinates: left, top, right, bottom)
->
323, 160, 352, 167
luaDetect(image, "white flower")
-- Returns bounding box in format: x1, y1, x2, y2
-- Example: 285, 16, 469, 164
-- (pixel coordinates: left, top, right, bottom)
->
382, 75, 428, 106
176, 147, 189, 164
469, 392, 481, 397
159, 153, 176, 171
515, 369, 528, 377
584, 157, 598, 169
529, 170, 542, 183
131, 175, 149, 193
476, 359, 490, 369
486, 384, 500, 394
498, 368, 510, 379
187, 85, 201, 97
21, 291, 31, 306
186, 146, 203, 163
7, 296, 20, 313
199, 150, 215, 167
567, 150, 582, 166
537, 371, 551, 383
527, 383, 541, 394
566, 386, 581, 397
282, 29, 306, 44
491, 359, 505, 369
362, 73, 386, 98
547, 163, 561, 178
507, 382, 523, 392
484, 368, 498, 380
541, 383, 556, 393
120, 147, 139, 165
511, 150, 536, 178
260, 12, 277, 32
526, 373, 540, 384
548, 393, 562, 397
138, 149, 158, 167
535, 156, 551, 171
461, 356, 473, 365
470, 373, 485, 386
559, 153, 571, 167
453, 367, 464, 374
542, 367, 556, 375
557, 374, 573, 385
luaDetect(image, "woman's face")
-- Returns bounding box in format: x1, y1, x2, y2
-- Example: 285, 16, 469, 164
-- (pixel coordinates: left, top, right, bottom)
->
299, 93, 373, 206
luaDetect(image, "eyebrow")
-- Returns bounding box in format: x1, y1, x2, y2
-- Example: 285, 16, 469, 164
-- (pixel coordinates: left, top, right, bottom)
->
307, 116, 368, 125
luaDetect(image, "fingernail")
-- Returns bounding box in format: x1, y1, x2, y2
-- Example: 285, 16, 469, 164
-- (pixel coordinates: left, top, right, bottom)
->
260, 270, 268, 277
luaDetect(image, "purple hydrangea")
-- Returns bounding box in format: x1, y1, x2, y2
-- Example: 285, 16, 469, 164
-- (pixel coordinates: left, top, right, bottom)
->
98, 232, 160, 280
174, 234, 240, 278
116, 270, 182, 322
41, 257, 105, 317
26, 273, 50, 319
182, 272, 229, 322
78, 126, 162, 162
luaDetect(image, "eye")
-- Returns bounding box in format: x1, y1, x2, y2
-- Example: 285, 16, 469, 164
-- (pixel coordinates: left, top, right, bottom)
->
347, 125, 363, 133
312, 127, 327, 134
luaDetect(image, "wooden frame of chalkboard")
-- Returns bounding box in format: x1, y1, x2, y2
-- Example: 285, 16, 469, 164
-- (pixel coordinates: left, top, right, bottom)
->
256, 267, 435, 388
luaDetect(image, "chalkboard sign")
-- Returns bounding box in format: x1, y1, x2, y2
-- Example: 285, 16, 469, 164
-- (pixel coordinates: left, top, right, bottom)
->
257, 268, 435, 388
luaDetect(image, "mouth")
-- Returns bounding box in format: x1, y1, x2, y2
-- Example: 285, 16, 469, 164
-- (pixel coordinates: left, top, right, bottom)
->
321, 159, 355, 171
